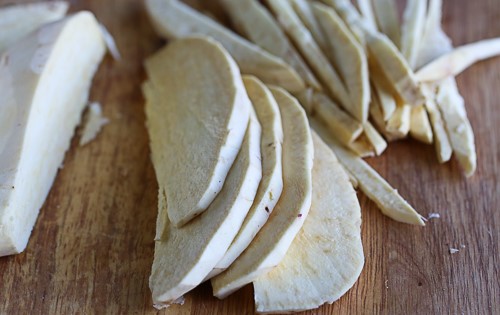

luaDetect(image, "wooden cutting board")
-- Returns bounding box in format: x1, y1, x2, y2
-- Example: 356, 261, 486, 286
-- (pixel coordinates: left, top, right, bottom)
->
0, 0, 499, 314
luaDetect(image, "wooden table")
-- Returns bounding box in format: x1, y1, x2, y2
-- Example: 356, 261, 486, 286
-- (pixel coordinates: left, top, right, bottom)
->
0, 0, 499, 314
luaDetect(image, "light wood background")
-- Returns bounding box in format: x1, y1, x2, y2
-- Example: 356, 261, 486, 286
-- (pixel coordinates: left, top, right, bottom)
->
0, 0, 498, 314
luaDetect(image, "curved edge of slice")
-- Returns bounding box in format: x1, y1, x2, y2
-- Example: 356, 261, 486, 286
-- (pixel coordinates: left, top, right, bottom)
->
144, 0, 305, 93
144, 36, 250, 227
254, 132, 364, 313
311, 119, 425, 226
211, 86, 314, 299
209, 76, 284, 277
149, 111, 262, 307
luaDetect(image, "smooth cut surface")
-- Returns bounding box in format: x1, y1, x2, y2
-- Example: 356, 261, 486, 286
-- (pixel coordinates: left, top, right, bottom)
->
212, 87, 313, 299
0, 11, 106, 256
144, 37, 250, 227
149, 112, 262, 306
254, 133, 364, 313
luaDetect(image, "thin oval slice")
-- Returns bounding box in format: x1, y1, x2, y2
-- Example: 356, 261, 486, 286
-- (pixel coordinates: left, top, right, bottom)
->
145, 0, 305, 93
149, 111, 262, 308
254, 132, 364, 313
144, 37, 250, 227
212, 87, 313, 299
207, 76, 284, 279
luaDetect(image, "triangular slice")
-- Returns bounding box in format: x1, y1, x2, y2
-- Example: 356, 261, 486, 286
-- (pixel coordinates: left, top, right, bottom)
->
144, 37, 250, 227
148, 111, 262, 308
312, 2, 370, 123
254, 132, 364, 313
212, 87, 313, 299
207, 76, 284, 279
0, 12, 106, 256
145, 0, 305, 93
0, 1, 68, 52
220, 0, 321, 91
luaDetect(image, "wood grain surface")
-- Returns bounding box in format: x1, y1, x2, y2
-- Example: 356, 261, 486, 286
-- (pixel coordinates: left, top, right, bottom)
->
0, 0, 499, 314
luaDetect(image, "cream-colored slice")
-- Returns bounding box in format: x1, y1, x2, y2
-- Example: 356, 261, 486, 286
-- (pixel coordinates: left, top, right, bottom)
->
313, 2, 370, 123
312, 119, 425, 226
363, 122, 387, 155
290, 0, 328, 52
145, 0, 304, 93
79, 102, 109, 146
356, 0, 377, 30
311, 92, 363, 146
220, 0, 321, 91
144, 37, 250, 227
400, 0, 427, 69
208, 76, 284, 278
409, 105, 433, 144
416, 38, 500, 82
372, 0, 400, 47
254, 132, 364, 313
416, 0, 474, 172
212, 87, 313, 299
0, 1, 68, 52
415, 0, 451, 69
386, 105, 411, 138
322, 0, 425, 107
0, 12, 106, 256
371, 80, 396, 121
424, 87, 453, 163
436, 79, 476, 176
149, 112, 262, 308
265, 0, 352, 111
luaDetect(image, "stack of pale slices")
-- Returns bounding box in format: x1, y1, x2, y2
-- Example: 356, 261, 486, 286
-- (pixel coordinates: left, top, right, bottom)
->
0, 2, 113, 256
144, 0, 500, 313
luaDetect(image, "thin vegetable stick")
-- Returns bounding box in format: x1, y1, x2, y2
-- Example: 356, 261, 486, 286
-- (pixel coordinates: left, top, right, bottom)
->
435, 79, 476, 176
400, 0, 427, 69
323, 0, 426, 106
312, 2, 370, 122
423, 86, 452, 163
415, 0, 452, 69
220, 0, 322, 91
265, 0, 352, 111
386, 105, 411, 138
290, 0, 328, 51
409, 105, 433, 144
311, 119, 426, 226
416, 38, 500, 82
356, 0, 377, 30
363, 121, 387, 155
372, 0, 400, 47
311, 93, 364, 145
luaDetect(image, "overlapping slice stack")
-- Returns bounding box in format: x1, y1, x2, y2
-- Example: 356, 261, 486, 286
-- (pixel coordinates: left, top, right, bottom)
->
0, 3, 111, 256
144, 0, 500, 312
